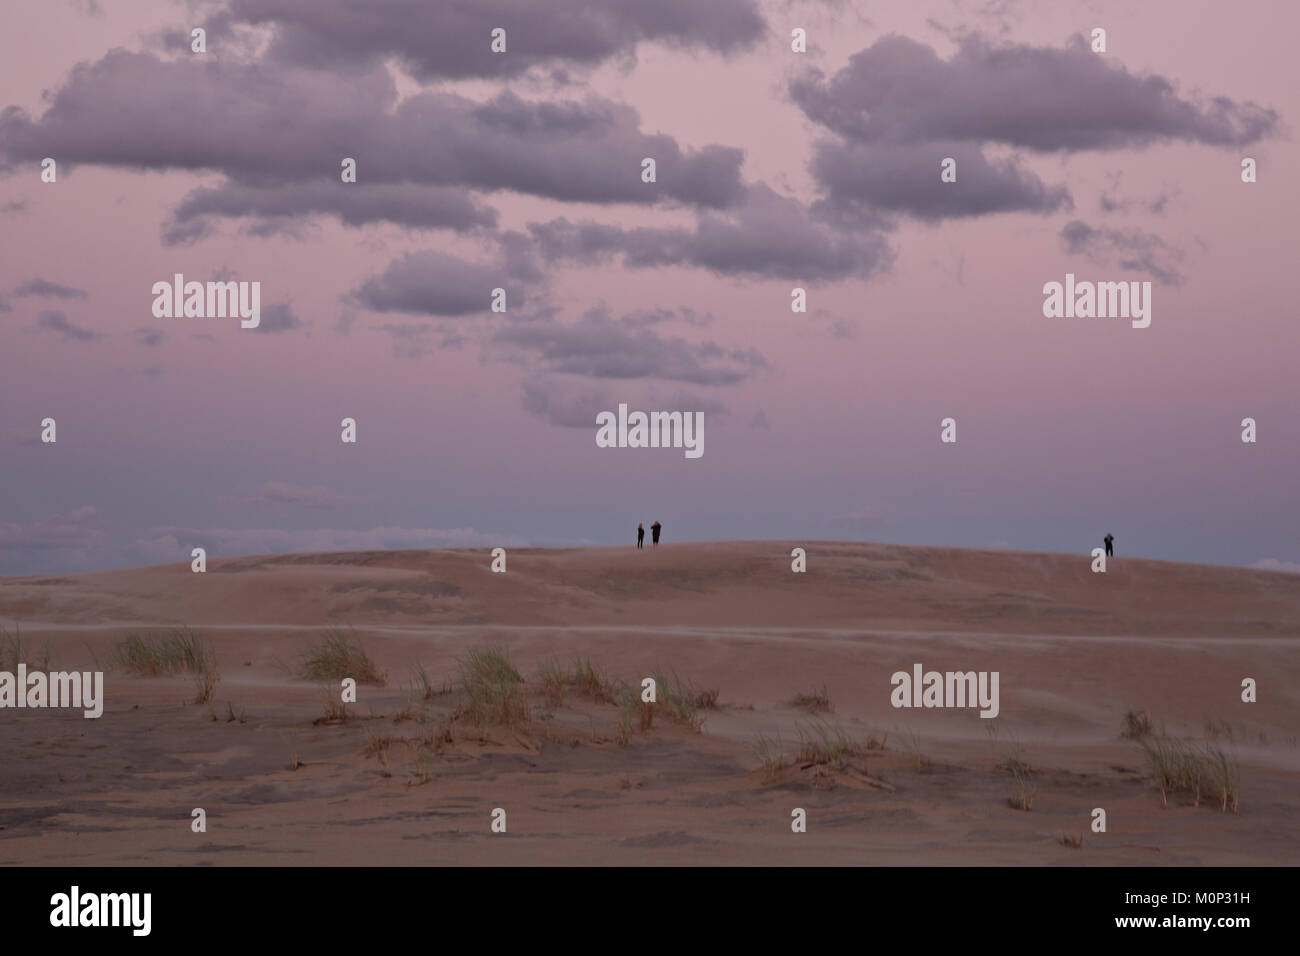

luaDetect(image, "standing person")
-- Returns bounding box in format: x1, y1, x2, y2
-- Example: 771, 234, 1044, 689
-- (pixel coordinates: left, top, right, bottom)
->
651, 520, 662, 548
637, 523, 645, 549
1104, 533, 1114, 557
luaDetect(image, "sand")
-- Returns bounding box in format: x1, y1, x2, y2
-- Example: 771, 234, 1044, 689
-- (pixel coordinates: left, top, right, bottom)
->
1, 541, 1297, 865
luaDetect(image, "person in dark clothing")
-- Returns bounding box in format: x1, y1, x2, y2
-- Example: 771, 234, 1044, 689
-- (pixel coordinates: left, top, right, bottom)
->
1104, 533, 1114, 557
651, 521, 662, 548
637, 523, 645, 549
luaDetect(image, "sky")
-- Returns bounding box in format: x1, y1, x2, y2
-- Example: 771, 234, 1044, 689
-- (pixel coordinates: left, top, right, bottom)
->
1, 0, 1297, 574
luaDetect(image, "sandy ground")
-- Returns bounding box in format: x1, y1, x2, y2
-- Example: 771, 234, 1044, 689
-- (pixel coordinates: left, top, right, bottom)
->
1, 541, 1298, 865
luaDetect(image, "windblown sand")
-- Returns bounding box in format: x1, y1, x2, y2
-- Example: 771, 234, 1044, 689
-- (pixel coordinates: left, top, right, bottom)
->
1, 542, 1297, 865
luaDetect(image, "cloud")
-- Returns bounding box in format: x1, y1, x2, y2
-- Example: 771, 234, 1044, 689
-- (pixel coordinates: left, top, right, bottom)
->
788, 33, 1276, 225
162, 180, 498, 244
133, 523, 528, 564
521, 378, 615, 428
34, 310, 101, 341
496, 307, 766, 385
0, 506, 107, 573
349, 250, 524, 317
530, 183, 892, 280
0, 293, 10, 313
0, 53, 746, 216
13, 278, 88, 299
228, 481, 356, 510
1059, 220, 1184, 284
254, 301, 305, 333
223, 0, 766, 80
809, 139, 1071, 224
791, 33, 1278, 151
133, 327, 166, 347
1252, 558, 1300, 574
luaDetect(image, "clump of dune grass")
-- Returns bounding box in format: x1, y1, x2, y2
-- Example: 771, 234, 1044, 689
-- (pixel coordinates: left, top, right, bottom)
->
1, 622, 53, 672
898, 726, 932, 770
614, 683, 654, 745
1121, 709, 1154, 739
1139, 733, 1240, 812
191, 639, 220, 704
115, 627, 218, 703
117, 627, 209, 676
750, 732, 790, 781
363, 726, 391, 759
1059, 832, 1083, 849
458, 645, 529, 728
534, 659, 567, 708
412, 663, 437, 701
1006, 763, 1036, 811
795, 720, 863, 767
315, 697, 349, 724
300, 628, 385, 685
569, 657, 617, 703
650, 669, 705, 729
791, 685, 833, 714
996, 743, 1036, 811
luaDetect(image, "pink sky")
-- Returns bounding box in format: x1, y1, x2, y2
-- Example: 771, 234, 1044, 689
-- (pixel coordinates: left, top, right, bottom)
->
1, 0, 1297, 573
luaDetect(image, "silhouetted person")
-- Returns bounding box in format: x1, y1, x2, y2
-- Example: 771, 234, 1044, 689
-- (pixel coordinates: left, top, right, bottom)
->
637, 523, 645, 549
1104, 533, 1114, 557
651, 521, 662, 548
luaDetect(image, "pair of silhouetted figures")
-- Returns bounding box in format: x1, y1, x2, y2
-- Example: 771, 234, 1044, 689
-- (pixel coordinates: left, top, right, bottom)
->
636, 521, 662, 549
1104, 533, 1114, 557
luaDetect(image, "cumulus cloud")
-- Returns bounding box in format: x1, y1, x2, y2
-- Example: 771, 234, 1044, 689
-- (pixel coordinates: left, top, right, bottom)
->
163, 181, 498, 244
0, 54, 746, 216
496, 307, 766, 385
789, 33, 1277, 224
348, 250, 526, 317
530, 183, 892, 280
791, 33, 1278, 151
222, 0, 766, 80
810, 139, 1071, 224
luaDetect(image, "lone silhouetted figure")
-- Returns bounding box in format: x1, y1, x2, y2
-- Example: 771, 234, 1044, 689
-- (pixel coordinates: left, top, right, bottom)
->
637, 523, 645, 549
1104, 533, 1114, 557
651, 521, 662, 548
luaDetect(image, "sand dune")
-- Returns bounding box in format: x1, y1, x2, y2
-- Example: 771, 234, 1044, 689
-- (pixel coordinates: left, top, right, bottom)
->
1, 541, 1297, 865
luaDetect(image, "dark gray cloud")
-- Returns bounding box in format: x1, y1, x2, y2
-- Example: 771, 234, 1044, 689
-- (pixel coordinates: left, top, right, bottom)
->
255, 302, 305, 333
13, 278, 88, 299
521, 378, 615, 428
791, 33, 1278, 151
810, 140, 1071, 224
496, 307, 766, 385
163, 181, 497, 244
1059, 220, 1184, 284
35, 310, 101, 341
224, 0, 766, 80
529, 183, 892, 280
349, 250, 526, 317
0, 53, 745, 213
133, 327, 166, 347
